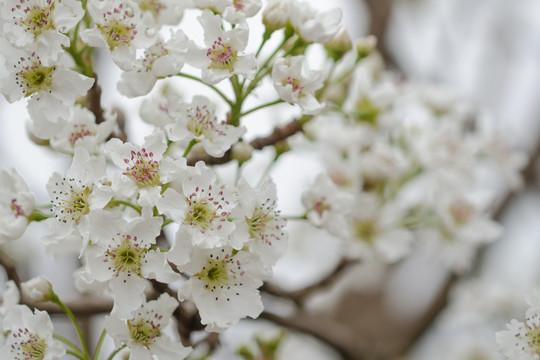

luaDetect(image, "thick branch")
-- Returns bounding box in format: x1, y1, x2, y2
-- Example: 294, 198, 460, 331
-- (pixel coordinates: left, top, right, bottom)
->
87, 76, 105, 124
261, 258, 359, 306
259, 311, 378, 360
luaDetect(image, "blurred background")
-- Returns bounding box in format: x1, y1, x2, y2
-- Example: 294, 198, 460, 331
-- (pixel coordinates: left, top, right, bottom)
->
2, 0, 540, 359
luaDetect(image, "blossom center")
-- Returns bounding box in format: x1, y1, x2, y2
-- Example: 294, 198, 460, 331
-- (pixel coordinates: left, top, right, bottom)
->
354, 97, 379, 125
283, 77, 304, 94
527, 325, 540, 355
123, 148, 161, 187
313, 199, 331, 217
450, 200, 473, 225
10, 328, 47, 360
196, 257, 230, 289
106, 235, 147, 277
69, 124, 93, 146
139, 0, 165, 18
10, 199, 25, 218
97, 4, 137, 50
207, 37, 237, 70
19, 3, 55, 37
128, 317, 161, 347
51, 178, 91, 224
186, 105, 226, 138
185, 185, 229, 233
16, 58, 56, 98
353, 218, 379, 245
246, 207, 274, 243
233, 0, 245, 10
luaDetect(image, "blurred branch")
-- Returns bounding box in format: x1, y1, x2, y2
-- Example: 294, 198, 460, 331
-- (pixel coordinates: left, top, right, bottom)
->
87, 75, 105, 125
363, 0, 398, 70
260, 311, 377, 360
261, 258, 359, 306
0, 251, 21, 288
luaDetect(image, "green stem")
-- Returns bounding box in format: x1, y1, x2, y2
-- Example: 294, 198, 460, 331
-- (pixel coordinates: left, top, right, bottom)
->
93, 330, 107, 360
28, 210, 52, 222
176, 72, 232, 106
284, 214, 307, 221
241, 99, 283, 117
66, 350, 85, 360
244, 36, 290, 97
54, 334, 84, 358
51, 294, 90, 360
183, 139, 198, 158
162, 219, 174, 228
106, 200, 142, 215
107, 345, 127, 360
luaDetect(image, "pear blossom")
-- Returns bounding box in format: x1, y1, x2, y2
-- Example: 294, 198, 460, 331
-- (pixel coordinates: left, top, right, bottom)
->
135, 0, 186, 28
0, 46, 94, 139
49, 105, 116, 154
0, 305, 65, 360
169, 241, 267, 331
44, 147, 112, 255
272, 56, 325, 115
186, 9, 257, 84
159, 161, 236, 248
288, 1, 342, 44
1, 0, 84, 59
231, 178, 288, 269
301, 173, 353, 239
497, 290, 540, 359
81, 0, 155, 70
0, 168, 35, 243
105, 130, 187, 209
118, 30, 189, 97
262, 0, 290, 34
346, 193, 413, 263
104, 294, 191, 360
166, 95, 246, 157
80, 211, 178, 316
21, 276, 54, 303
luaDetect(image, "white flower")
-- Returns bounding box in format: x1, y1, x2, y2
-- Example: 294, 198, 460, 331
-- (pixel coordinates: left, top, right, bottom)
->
262, 0, 289, 34
346, 193, 413, 263
186, 9, 256, 84
166, 95, 246, 157
80, 211, 177, 316
231, 178, 288, 269
0, 46, 94, 139
118, 30, 189, 97
169, 241, 267, 332
159, 162, 236, 248
81, 0, 155, 70
44, 147, 112, 255
21, 276, 54, 303
49, 105, 116, 154
1, 0, 84, 60
288, 1, 342, 44
301, 173, 353, 239
497, 290, 540, 359
0, 168, 35, 243
135, 0, 186, 28
104, 294, 191, 360
105, 130, 186, 209
0, 305, 65, 360
272, 56, 325, 115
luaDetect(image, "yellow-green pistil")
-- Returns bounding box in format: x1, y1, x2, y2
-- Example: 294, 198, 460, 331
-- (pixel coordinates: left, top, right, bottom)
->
195, 257, 230, 290
353, 218, 379, 245
355, 97, 380, 125
21, 4, 55, 37
106, 235, 147, 277
128, 318, 161, 347
17, 63, 56, 98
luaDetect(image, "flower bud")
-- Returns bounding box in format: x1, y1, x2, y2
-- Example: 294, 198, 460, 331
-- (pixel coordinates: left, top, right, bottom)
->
231, 142, 253, 164
355, 35, 377, 60
263, 0, 290, 35
325, 28, 352, 61
22, 276, 54, 303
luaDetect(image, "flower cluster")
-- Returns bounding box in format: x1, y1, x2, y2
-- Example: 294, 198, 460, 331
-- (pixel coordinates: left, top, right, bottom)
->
0, 0, 525, 359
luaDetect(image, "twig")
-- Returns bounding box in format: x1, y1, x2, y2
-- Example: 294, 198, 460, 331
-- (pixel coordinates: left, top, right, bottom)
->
0, 251, 21, 288
261, 258, 359, 306
187, 119, 303, 166
87, 75, 105, 125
